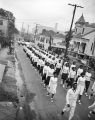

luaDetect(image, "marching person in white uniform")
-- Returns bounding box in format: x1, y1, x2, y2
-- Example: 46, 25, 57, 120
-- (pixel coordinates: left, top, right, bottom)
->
42, 62, 49, 85
88, 100, 95, 118
55, 59, 62, 76
77, 72, 86, 104
39, 58, 45, 76
76, 65, 83, 82
37, 56, 41, 71
45, 64, 55, 87
61, 62, 69, 88
61, 83, 79, 120
70, 61, 76, 71
67, 67, 76, 88
89, 81, 95, 99
47, 72, 58, 102
85, 68, 92, 96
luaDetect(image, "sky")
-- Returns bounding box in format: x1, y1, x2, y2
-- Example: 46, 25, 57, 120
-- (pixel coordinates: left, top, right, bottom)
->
0, 0, 95, 32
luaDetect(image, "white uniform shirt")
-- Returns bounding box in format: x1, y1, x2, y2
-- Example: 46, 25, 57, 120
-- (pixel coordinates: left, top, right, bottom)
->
40, 60, 45, 67
85, 72, 91, 81
62, 66, 69, 74
68, 70, 76, 79
47, 67, 54, 77
43, 65, 48, 74
70, 64, 76, 71
77, 76, 86, 86
66, 89, 79, 106
77, 68, 83, 76
56, 62, 62, 68
33, 55, 37, 62
37, 59, 41, 66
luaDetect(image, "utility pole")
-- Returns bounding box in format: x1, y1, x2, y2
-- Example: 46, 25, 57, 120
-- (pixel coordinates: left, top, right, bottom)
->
27, 24, 30, 41
34, 24, 38, 42
21, 22, 24, 37
64, 3, 83, 60
27, 24, 30, 35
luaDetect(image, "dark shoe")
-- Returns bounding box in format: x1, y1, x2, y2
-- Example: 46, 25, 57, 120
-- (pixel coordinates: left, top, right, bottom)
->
61, 111, 64, 115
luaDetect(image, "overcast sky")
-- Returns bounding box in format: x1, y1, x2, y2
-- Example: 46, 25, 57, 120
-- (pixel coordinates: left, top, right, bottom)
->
0, 0, 95, 32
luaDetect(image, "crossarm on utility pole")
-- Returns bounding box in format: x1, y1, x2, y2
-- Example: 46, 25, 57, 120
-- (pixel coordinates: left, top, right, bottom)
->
64, 3, 83, 61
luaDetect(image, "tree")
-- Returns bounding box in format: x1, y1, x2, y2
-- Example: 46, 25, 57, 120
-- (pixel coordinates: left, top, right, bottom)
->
0, 8, 17, 49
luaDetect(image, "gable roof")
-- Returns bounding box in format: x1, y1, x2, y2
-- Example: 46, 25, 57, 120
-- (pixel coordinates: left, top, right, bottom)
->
73, 29, 95, 38
83, 29, 95, 37
86, 23, 95, 28
75, 14, 86, 25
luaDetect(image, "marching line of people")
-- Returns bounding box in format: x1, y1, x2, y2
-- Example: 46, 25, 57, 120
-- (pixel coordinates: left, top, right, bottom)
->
23, 45, 60, 103
21, 43, 95, 120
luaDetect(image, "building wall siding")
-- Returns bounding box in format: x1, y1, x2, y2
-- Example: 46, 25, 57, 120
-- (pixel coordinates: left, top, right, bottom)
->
84, 31, 95, 56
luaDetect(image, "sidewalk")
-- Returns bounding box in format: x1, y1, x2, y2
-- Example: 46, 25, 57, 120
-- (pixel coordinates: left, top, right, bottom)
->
0, 48, 17, 120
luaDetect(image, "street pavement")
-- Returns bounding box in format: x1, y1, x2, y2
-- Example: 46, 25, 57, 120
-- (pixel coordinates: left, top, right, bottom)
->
15, 44, 95, 120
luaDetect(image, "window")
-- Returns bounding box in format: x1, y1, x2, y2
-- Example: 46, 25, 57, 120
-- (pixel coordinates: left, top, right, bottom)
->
82, 28, 85, 34
76, 27, 77, 33
91, 43, 93, 51
0, 20, 3, 25
75, 27, 77, 34
0, 30, 2, 36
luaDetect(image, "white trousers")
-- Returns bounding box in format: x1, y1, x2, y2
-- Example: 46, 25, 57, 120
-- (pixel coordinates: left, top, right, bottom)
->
63, 103, 76, 120
77, 85, 85, 95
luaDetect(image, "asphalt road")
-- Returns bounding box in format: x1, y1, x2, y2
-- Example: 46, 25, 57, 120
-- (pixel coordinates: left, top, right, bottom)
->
15, 44, 95, 120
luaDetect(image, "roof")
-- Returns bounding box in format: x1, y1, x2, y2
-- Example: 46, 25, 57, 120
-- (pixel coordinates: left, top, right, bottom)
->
53, 33, 65, 38
86, 23, 95, 28
75, 14, 86, 25
75, 14, 95, 28
72, 29, 95, 43
83, 29, 95, 37
73, 33, 82, 38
